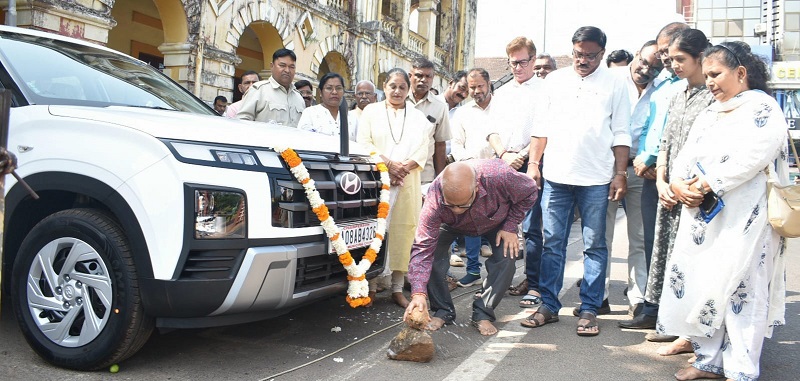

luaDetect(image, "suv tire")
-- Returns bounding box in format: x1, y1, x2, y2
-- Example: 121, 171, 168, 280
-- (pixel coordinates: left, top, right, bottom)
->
11, 209, 154, 370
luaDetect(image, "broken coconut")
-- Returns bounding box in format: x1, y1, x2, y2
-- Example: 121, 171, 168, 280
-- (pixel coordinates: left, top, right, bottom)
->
387, 306, 434, 362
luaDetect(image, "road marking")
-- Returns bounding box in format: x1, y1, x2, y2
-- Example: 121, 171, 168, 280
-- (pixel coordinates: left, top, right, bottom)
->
442, 218, 598, 381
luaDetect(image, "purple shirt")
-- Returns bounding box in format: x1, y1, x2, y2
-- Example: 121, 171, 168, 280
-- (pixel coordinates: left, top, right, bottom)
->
407, 159, 537, 294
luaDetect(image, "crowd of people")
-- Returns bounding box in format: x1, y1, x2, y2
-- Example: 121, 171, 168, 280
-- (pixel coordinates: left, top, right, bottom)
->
214, 22, 790, 381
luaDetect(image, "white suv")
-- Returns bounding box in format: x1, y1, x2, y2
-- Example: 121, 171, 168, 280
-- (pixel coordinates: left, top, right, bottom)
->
0, 26, 384, 370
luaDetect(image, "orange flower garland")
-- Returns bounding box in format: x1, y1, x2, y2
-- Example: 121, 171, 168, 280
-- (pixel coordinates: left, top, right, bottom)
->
276, 147, 390, 307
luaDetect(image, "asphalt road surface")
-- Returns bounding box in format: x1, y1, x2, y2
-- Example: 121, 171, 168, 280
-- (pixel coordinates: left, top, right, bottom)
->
2, 209, 798, 380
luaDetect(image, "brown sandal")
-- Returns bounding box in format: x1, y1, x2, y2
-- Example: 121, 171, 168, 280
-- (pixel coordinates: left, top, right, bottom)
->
508, 279, 528, 296
576, 311, 600, 336
520, 306, 559, 328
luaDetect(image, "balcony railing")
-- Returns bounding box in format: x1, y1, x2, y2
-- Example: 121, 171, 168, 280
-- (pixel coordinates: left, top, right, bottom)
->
322, 0, 348, 13
408, 31, 425, 55
434, 46, 446, 65
380, 15, 400, 36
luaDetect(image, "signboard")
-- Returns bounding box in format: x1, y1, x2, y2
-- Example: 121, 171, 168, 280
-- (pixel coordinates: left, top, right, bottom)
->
771, 61, 800, 89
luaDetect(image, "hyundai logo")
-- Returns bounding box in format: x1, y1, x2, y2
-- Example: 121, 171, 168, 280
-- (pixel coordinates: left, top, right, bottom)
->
336, 172, 362, 195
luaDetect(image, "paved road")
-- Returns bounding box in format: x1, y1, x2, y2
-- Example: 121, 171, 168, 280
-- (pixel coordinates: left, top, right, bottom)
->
1, 210, 798, 380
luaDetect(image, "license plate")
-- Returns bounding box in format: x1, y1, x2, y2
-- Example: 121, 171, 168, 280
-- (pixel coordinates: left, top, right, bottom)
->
330, 219, 378, 254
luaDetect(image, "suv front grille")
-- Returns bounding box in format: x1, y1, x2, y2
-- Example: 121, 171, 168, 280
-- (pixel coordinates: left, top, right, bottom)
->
272, 154, 381, 228
294, 245, 387, 293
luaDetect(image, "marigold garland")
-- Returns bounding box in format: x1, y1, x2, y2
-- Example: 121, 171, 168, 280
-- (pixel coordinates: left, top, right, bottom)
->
275, 147, 390, 308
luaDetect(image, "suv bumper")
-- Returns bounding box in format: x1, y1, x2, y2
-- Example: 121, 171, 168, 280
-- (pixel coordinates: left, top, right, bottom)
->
140, 241, 385, 328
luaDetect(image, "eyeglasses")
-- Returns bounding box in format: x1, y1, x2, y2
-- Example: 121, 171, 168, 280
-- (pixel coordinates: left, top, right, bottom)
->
638, 58, 663, 75
508, 56, 534, 69
298, 90, 313, 97
656, 49, 670, 60
323, 86, 344, 93
440, 187, 476, 210
356, 91, 374, 97
573, 49, 603, 61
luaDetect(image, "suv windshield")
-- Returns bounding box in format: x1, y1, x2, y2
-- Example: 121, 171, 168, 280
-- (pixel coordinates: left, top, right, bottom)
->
0, 31, 215, 115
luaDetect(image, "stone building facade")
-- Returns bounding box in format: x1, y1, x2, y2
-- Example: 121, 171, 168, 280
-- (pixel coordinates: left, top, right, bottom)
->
1, 0, 477, 103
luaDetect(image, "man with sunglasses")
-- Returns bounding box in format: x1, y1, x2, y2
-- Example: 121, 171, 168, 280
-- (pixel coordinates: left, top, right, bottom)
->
407, 58, 451, 185
526, 26, 631, 337
600, 40, 664, 321
404, 160, 537, 336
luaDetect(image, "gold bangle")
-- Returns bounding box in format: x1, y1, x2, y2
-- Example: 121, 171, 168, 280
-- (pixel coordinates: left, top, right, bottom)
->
656, 164, 666, 169
411, 292, 427, 299
530, 160, 541, 166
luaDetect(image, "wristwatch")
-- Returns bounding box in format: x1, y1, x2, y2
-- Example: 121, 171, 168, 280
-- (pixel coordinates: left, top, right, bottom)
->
615, 170, 628, 178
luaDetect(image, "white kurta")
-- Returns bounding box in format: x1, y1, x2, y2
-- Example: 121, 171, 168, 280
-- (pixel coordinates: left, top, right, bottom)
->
357, 101, 432, 273
296, 104, 357, 141
657, 90, 789, 380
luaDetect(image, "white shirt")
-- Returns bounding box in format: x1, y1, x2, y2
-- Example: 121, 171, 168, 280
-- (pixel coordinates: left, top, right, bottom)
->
296, 104, 357, 141
534, 65, 632, 185
614, 66, 659, 158
450, 100, 495, 161
348, 107, 364, 142
407, 91, 451, 183
491, 76, 544, 152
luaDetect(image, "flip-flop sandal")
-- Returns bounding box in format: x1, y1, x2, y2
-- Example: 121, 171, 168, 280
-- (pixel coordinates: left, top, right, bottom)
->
576, 311, 600, 337
520, 307, 559, 328
518, 293, 542, 308
508, 279, 528, 296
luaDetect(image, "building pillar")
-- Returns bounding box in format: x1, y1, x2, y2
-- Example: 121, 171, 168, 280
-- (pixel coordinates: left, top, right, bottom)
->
400, 0, 410, 46
13, 0, 113, 45
158, 42, 193, 89
417, 0, 439, 59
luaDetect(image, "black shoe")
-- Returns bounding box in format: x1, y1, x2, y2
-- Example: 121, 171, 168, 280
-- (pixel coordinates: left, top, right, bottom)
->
629, 303, 643, 317
618, 314, 657, 329
645, 332, 679, 342
572, 298, 610, 316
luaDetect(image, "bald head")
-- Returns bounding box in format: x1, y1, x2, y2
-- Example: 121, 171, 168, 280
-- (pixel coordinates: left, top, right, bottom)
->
441, 162, 477, 213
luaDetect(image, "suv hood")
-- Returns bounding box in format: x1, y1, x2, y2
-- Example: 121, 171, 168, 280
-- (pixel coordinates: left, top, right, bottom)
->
48, 105, 369, 155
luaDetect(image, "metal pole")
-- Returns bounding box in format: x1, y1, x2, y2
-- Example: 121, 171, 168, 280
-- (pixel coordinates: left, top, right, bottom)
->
339, 98, 349, 157
5, 0, 17, 27
542, 0, 547, 53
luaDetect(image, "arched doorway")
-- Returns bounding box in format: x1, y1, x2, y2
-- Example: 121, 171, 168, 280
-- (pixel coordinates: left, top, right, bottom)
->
234, 22, 282, 101
107, 0, 188, 69
318, 51, 353, 106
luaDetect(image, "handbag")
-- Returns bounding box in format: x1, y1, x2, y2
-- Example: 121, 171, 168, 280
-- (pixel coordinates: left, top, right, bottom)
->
766, 130, 800, 238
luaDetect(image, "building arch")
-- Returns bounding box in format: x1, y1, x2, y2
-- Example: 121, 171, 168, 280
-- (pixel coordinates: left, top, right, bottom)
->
224, 2, 295, 52
317, 50, 353, 89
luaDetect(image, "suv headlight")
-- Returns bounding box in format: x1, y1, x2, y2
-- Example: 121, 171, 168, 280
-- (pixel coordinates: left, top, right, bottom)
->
194, 190, 246, 239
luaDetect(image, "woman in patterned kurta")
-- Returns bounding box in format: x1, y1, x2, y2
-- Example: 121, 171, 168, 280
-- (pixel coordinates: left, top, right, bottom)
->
645, 29, 715, 354
357, 68, 432, 308
657, 42, 788, 381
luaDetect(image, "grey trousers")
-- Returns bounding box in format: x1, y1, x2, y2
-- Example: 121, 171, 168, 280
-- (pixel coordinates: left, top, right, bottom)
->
427, 225, 517, 323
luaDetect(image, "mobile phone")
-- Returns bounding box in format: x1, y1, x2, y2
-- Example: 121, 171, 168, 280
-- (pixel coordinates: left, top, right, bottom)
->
699, 191, 724, 223
694, 162, 724, 223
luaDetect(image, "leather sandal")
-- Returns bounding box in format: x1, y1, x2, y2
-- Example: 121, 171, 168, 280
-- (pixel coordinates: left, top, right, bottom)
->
508, 279, 528, 296
520, 306, 559, 328
576, 311, 600, 336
